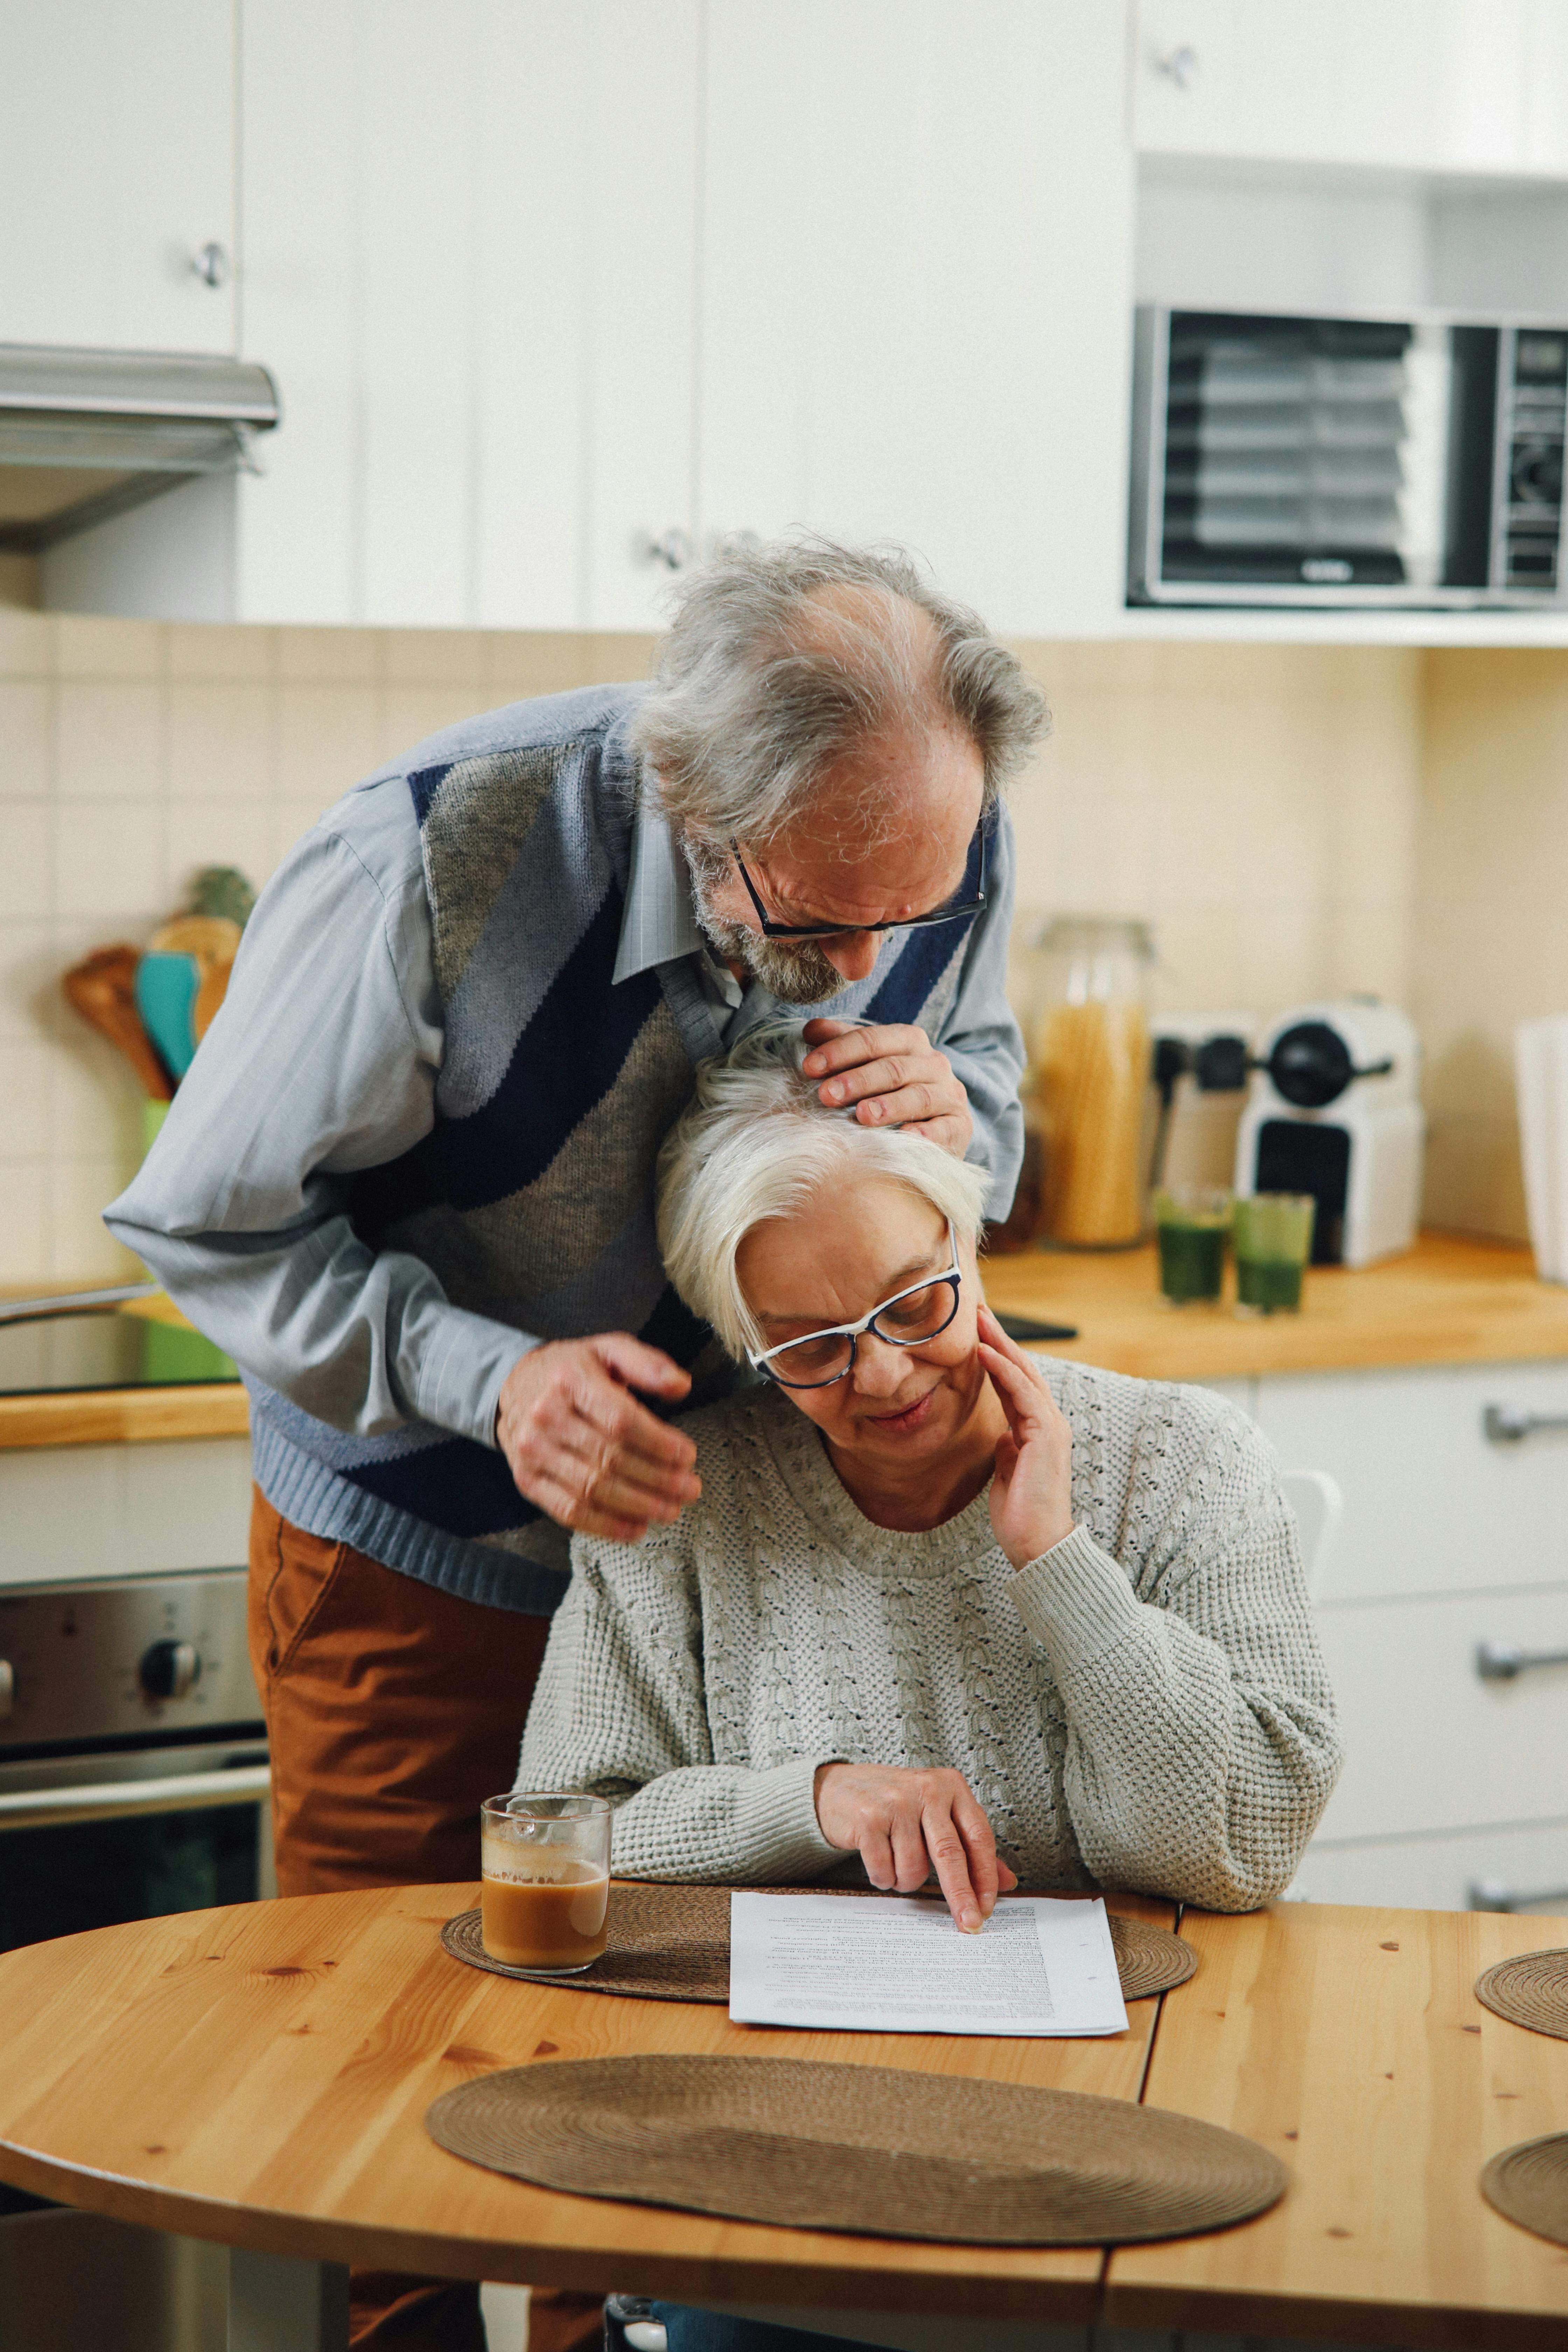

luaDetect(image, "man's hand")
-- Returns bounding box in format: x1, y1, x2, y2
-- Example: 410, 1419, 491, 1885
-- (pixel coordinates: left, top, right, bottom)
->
802, 1019, 973, 1155
975, 1304, 1075, 1570
495, 1335, 701, 1545
813, 1761, 1018, 1933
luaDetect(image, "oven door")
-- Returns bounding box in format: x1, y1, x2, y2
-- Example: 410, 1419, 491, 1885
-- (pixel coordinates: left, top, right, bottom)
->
0, 1739, 272, 1952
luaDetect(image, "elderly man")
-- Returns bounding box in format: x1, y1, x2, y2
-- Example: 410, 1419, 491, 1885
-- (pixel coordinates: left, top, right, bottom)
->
106, 540, 1044, 2340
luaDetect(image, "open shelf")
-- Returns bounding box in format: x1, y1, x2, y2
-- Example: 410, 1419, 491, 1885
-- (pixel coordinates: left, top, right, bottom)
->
1109, 607, 1568, 647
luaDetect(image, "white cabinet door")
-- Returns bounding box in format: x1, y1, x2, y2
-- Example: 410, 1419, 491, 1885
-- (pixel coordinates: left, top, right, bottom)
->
1133, 0, 1538, 177
239, 0, 698, 629
1252, 1359, 1568, 1604
1291, 1819, 1568, 1913
0, 0, 235, 352
1314, 1584, 1568, 1842
698, 0, 1133, 636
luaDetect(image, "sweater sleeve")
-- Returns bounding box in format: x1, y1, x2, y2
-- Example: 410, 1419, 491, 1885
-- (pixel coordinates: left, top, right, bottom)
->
516, 1524, 840, 1885
1008, 1404, 1342, 1912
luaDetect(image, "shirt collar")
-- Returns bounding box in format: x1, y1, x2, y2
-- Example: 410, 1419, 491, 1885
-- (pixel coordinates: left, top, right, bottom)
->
612, 796, 707, 983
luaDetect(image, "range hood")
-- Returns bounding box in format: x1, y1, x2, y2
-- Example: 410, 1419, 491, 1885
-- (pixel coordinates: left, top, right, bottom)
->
0, 345, 280, 554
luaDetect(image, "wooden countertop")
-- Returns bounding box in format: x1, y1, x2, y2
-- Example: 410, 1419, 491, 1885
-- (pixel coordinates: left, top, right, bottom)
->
0, 1882, 1172, 2319
0, 1384, 248, 1449
982, 1228, 1568, 1381
4, 1230, 1564, 1449
2, 1887, 1566, 2342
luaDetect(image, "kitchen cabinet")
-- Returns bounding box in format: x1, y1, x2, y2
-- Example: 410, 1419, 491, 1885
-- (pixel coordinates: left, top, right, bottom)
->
0, 0, 236, 354
0, 1436, 252, 1588
239, 0, 1129, 632
1132, 0, 1568, 177
238, 0, 700, 630
698, 1, 1132, 634
1252, 1359, 1568, 1605
1240, 1357, 1568, 1910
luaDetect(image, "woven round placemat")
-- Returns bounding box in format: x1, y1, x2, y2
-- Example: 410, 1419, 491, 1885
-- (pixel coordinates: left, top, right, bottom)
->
426, 2053, 1283, 2245
1475, 1947, 1568, 2039
442, 1884, 1196, 2004
1481, 2134, 1568, 2246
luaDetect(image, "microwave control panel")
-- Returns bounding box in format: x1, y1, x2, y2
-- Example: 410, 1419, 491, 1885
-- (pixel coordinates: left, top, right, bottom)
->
1498, 327, 1567, 593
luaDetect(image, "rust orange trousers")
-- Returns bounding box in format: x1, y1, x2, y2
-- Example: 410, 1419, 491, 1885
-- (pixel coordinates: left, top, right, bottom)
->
247, 1490, 603, 2352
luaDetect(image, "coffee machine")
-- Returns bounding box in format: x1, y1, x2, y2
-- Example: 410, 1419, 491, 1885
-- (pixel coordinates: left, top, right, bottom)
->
1233, 998, 1423, 1267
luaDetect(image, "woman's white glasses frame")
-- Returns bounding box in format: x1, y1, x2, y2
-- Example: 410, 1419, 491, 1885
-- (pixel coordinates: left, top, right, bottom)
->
747, 1220, 964, 1390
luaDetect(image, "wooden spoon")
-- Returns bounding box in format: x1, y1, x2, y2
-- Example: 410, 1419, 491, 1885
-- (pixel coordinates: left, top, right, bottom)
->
192, 953, 234, 1044
63, 945, 175, 1100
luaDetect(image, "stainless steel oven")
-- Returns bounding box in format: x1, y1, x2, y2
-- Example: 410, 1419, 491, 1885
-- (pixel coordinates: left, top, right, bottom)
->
0, 1569, 270, 1944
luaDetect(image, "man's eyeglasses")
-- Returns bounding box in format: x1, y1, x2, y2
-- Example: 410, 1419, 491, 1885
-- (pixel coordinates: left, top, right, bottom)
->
747, 1224, 964, 1390
729, 820, 988, 942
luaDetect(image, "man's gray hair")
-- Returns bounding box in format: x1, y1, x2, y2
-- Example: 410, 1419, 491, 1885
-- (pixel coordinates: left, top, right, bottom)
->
657, 1025, 990, 1362
633, 537, 1049, 847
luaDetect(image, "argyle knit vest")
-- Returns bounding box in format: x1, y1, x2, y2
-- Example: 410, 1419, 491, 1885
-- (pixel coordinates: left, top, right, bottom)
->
244, 687, 983, 1615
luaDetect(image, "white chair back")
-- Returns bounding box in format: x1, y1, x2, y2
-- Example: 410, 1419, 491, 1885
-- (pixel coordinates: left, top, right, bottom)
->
1280, 1468, 1343, 1602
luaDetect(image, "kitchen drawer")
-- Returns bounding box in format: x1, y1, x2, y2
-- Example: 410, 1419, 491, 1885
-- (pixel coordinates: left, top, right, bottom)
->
1314, 1584, 1568, 1842
0, 1438, 252, 1589
1253, 1358, 1568, 1602
1292, 1818, 1568, 1916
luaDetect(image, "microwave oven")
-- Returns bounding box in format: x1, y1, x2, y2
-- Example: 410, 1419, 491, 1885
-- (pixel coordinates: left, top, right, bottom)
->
1128, 306, 1567, 609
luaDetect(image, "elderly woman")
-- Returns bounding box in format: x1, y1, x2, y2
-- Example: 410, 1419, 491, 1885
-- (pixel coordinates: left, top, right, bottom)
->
518, 1028, 1341, 1929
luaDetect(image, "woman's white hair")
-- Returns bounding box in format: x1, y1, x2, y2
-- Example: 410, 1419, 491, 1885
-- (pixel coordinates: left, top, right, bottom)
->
657, 1026, 990, 1362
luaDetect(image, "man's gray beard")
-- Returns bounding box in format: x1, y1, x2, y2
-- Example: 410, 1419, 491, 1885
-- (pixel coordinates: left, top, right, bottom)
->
685, 845, 846, 1006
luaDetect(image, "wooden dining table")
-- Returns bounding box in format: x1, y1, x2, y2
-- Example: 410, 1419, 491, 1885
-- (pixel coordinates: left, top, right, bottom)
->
0, 1884, 1564, 2352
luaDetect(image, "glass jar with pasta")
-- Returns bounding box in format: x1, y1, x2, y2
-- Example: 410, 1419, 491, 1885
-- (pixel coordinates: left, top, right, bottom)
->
1027, 916, 1155, 1248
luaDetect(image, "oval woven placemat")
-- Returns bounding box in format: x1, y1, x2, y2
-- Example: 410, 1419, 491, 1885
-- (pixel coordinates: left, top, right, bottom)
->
426, 2052, 1283, 2246
1475, 1947, 1568, 2039
441, 1883, 1197, 2004
1481, 2133, 1568, 2246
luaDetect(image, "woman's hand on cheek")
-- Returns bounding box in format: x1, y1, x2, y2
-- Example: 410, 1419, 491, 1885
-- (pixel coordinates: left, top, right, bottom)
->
976, 1304, 1075, 1571
812, 1762, 1017, 1933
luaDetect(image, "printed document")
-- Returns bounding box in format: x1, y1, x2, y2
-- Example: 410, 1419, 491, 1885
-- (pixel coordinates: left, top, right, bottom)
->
728, 1891, 1129, 2037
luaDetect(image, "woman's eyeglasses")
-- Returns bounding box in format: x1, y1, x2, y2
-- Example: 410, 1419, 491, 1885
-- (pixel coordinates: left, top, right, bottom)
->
729, 821, 988, 941
748, 1224, 963, 1390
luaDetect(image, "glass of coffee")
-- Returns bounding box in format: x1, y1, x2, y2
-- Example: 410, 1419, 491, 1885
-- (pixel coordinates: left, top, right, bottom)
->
479, 1792, 612, 1972
1153, 1185, 1232, 1304
1233, 1192, 1316, 1314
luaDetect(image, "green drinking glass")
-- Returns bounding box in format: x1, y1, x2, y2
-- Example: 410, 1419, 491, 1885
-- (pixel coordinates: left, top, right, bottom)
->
1153, 1186, 1232, 1305
1233, 1192, 1316, 1314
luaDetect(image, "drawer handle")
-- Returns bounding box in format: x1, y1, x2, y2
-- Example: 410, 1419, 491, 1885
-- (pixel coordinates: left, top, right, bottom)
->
1470, 1878, 1568, 1913
1483, 1404, 1568, 1444
1476, 1640, 1568, 1681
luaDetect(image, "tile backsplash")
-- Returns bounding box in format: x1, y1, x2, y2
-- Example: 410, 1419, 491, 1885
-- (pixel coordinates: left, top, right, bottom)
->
0, 605, 1548, 1284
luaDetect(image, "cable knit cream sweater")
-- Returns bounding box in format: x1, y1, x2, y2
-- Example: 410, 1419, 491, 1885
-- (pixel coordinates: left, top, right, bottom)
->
517, 1364, 1342, 1912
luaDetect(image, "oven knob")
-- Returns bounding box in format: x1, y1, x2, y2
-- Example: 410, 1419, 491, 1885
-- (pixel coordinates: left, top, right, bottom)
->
139, 1640, 201, 1701
0, 1659, 12, 1719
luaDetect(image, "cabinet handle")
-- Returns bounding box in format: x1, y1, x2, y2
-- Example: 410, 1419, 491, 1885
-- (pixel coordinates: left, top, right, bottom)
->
640, 527, 692, 573
1469, 1877, 1568, 1913
1483, 1403, 1568, 1444
1475, 1639, 1568, 1681
1155, 44, 1199, 91
189, 240, 230, 290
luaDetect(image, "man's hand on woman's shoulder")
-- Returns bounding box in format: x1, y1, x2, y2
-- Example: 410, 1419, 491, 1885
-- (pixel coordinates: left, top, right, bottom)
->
812, 1760, 1017, 1933
495, 1334, 702, 1544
